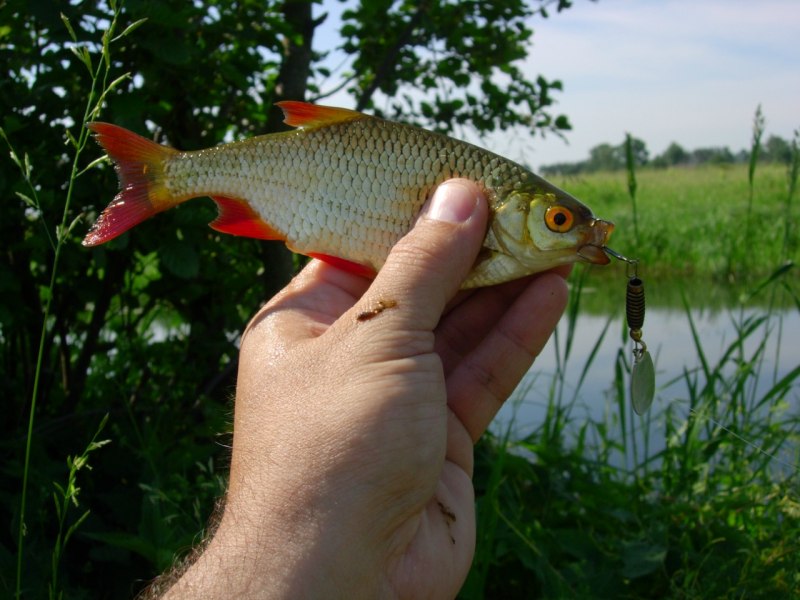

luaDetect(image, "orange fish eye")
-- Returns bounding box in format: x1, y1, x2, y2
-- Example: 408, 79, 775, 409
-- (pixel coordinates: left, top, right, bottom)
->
545, 206, 574, 233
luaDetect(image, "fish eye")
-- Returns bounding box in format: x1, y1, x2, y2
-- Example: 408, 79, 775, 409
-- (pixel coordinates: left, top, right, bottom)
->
545, 206, 574, 233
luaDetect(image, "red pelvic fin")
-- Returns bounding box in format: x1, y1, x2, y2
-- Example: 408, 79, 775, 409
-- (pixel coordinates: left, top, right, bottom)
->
277, 101, 363, 129
307, 252, 376, 279
209, 196, 285, 240
83, 123, 179, 246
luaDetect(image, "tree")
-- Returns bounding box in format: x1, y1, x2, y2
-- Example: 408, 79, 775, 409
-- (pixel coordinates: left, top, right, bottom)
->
1, 0, 588, 596
587, 143, 621, 171
338, 0, 575, 134
653, 142, 688, 168
691, 146, 735, 165
585, 137, 647, 172
764, 135, 792, 164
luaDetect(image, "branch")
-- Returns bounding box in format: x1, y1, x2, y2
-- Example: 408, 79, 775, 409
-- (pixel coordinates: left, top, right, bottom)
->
266, 0, 321, 132
355, 1, 430, 112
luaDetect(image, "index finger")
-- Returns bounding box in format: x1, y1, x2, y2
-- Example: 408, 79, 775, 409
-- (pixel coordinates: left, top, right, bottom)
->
445, 272, 569, 441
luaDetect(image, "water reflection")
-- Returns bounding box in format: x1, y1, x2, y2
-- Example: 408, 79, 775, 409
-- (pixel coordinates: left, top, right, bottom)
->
493, 304, 800, 441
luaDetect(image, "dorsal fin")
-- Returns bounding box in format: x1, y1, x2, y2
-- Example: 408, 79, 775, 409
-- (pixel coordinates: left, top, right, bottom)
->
277, 101, 364, 129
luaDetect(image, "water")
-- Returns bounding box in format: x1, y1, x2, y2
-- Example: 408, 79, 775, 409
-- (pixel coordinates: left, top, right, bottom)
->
493, 305, 800, 442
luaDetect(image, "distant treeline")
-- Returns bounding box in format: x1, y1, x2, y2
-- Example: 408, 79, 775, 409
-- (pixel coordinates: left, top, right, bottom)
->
540, 134, 796, 175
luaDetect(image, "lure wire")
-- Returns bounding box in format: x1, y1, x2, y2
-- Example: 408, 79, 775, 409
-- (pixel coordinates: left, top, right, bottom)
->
604, 247, 655, 414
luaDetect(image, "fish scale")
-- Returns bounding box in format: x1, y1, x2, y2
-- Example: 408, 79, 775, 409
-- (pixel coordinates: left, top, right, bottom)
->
164, 119, 498, 268
84, 101, 614, 287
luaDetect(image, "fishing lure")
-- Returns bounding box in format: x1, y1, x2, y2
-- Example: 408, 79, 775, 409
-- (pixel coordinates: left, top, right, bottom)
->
604, 247, 655, 414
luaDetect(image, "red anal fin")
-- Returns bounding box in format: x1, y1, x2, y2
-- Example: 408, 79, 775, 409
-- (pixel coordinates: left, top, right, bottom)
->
307, 253, 376, 279
209, 196, 284, 240
276, 101, 363, 129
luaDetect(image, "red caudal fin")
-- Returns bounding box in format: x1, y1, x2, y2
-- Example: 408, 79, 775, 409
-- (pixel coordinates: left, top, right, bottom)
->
83, 123, 180, 247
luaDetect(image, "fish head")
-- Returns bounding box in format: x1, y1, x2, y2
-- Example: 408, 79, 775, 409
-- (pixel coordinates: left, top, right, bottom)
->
489, 186, 614, 274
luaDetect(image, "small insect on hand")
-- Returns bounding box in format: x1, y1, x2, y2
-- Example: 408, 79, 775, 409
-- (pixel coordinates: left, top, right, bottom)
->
356, 299, 398, 322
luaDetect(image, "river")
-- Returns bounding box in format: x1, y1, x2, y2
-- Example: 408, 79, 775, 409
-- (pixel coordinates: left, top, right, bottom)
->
492, 279, 800, 467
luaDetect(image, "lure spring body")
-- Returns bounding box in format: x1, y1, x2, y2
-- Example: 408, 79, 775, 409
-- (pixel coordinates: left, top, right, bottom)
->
626, 277, 645, 335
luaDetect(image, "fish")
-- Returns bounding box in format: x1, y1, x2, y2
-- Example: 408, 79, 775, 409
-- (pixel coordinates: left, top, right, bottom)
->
84, 101, 613, 288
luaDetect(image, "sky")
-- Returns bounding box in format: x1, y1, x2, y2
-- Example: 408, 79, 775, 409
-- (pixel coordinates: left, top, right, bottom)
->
315, 0, 800, 170
522, 0, 800, 169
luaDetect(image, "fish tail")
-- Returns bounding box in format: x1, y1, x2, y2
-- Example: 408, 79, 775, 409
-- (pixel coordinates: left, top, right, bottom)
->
83, 122, 180, 246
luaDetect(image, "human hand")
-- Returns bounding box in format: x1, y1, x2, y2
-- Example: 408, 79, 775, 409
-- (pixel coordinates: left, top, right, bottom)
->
160, 179, 569, 599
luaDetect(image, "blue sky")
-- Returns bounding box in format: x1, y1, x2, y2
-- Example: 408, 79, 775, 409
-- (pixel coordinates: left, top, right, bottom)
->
315, 0, 799, 170
513, 0, 800, 168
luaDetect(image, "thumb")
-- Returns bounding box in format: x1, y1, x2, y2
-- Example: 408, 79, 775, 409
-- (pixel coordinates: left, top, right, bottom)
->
353, 178, 488, 332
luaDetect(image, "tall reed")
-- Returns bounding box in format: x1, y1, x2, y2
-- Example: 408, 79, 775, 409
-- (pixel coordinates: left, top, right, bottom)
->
624, 132, 640, 250
782, 129, 799, 262
48, 416, 110, 600
9, 4, 144, 597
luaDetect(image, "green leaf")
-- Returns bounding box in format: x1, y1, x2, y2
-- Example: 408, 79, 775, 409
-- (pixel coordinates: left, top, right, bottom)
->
621, 540, 666, 578
554, 114, 571, 130
87, 439, 112, 452
60, 13, 78, 43
15, 191, 36, 207
63, 510, 91, 546
69, 45, 93, 74
160, 241, 200, 279
72, 454, 88, 471
76, 154, 108, 177
113, 18, 148, 42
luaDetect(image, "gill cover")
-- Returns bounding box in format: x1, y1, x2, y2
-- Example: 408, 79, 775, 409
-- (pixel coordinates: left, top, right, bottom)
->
478, 192, 585, 273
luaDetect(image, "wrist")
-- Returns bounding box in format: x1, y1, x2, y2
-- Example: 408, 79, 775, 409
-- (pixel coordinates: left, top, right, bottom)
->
159, 508, 288, 599
161, 488, 389, 599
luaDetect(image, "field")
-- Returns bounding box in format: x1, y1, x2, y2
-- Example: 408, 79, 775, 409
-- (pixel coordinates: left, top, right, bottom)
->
553, 163, 798, 282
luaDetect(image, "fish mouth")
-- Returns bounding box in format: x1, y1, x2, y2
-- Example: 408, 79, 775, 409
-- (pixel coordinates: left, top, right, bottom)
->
578, 219, 614, 265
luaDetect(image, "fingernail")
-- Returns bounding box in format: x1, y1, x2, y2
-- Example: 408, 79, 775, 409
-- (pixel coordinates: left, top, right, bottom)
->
426, 180, 479, 224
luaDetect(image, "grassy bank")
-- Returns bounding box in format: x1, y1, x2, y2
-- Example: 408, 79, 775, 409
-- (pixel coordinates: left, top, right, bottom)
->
459, 156, 800, 598
551, 163, 798, 283
462, 265, 800, 598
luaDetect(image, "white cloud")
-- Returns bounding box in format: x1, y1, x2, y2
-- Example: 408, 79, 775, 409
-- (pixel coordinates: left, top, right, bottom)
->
521, 0, 800, 168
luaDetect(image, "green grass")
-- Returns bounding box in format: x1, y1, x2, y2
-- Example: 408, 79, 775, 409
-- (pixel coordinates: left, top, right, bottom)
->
6, 5, 140, 598
551, 162, 799, 283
